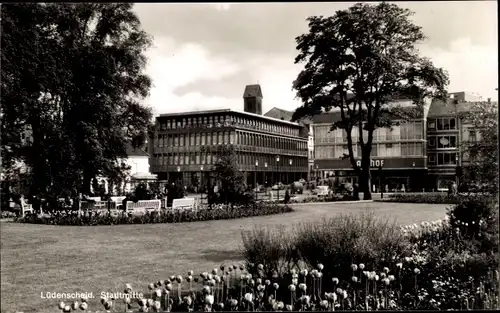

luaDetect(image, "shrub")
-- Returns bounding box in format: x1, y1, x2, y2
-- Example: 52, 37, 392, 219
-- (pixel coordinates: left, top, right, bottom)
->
293, 212, 408, 287
384, 193, 461, 204
16, 202, 293, 226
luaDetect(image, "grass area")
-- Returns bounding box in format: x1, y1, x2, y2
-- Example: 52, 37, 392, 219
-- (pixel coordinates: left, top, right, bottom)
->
0, 202, 449, 313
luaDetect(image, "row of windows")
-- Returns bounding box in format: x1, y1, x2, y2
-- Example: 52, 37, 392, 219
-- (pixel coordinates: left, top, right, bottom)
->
159, 114, 298, 136
154, 153, 307, 168
314, 121, 424, 144
315, 142, 424, 159
428, 118, 456, 131
155, 131, 307, 151
428, 152, 457, 165
428, 135, 457, 148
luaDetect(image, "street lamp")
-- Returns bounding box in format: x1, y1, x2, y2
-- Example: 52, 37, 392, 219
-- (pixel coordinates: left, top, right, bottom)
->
379, 165, 383, 199
276, 155, 280, 202
264, 162, 268, 196
200, 166, 204, 200
412, 162, 415, 192
255, 160, 259, 201
455, 154, 460, 189
289, 159, 293, 184
315, 164, 319, 183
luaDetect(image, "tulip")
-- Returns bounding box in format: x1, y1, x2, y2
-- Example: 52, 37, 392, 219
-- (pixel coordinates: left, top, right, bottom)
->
414, 268, 421, 275
380, 272, 387, 279
104, 301, 112, 310
396, 263, 403, 269
203, 286, 211, 294
205, 294, 214, 305
155, 289, 162, 298
375, 275, 380, 281
148, 283, 154, 290
258, 284, 265, 292
165, 283, 172, 291
63, 305, 71, 313
277, 301, 284, 310
352, 276, 358, 283
186, 275, 193, 282
59, 302, 65, 310
273, 282, 279, 290
265, 279, 271, 286
176, 275, 183, 283
301, 269, 308, 277
79, 302, 88, 310
244, 293, 253, 303
258, 263, 264, 270
81, 295, 88, 303
383, 267, 389, 273
208, 273, 213, 280
359, 263, 365, 270
169, 275, 176, 281
320, 300, 329, 309
257, 278, 262, 285
317, 263, 324, 271
332, 277, 339, 285
299, 283, 307, 291
384, 278, 390, 286
336, 288, 342, 295
289, 284, 296, 292
147, 299, 154, 307
388, 275, 395, 281
351, 264, 358, 271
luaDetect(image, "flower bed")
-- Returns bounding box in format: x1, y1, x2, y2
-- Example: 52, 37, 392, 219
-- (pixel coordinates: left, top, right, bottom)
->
383, 193, 462, 204
54, 259, 499, 312
16, 203, 293, 226
289, 194, 358, 204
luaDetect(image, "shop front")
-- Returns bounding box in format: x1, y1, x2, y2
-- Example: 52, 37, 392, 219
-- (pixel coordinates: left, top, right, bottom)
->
314, 157, 428, 192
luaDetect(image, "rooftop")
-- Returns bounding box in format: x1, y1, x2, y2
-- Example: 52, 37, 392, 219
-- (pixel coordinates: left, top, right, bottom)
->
243, 84, 263, 98
158, 109, 302, 127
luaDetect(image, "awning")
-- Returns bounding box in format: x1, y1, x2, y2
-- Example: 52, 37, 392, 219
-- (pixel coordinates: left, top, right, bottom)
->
131, 172, 158, 180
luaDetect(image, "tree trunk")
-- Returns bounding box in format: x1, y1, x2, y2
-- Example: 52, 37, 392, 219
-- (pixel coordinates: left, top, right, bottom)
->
360, 167, 372, 200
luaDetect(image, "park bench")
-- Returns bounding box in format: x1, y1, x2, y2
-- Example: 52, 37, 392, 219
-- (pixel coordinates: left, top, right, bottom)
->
171, 197, 195, 211
126, 200, 162, 215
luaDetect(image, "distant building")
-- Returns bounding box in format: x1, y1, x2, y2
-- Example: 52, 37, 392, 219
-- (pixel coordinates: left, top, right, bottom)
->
149, 85, 309, 189
264, 108, 315, 181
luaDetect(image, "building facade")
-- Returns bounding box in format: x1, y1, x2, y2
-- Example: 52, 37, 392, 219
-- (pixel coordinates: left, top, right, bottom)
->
264, 107, 315, 181
308, 93, 495, 192
149, 85, 309, 189
312, 106, 429, 192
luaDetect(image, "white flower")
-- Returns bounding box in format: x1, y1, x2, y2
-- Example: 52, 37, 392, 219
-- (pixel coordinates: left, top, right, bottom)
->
352, 276, 358, 283
414, 268, 421, 275
155, 289, 162, 298
396, 263, 403, 269
388, 275, 395, 281
318, 263, 324, 271
320, 300, 329, 308
205, 294, 214, 305
289, 284, 296, 292
299, 283, 307, 291
292, 278, 298, 285
332, 277, 339, 284
258, 264, 264, 270
58, 302, 65, 310
273, 282, 279, 290
79, 302, 88, 310
244, 293, 253, 303
359, 263, 365, 270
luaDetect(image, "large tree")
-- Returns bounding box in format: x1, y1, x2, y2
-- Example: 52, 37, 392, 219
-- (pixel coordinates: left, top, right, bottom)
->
213, 145, 248, 204
459, 101, 498, 194
291, 3, 449, 199
1, 3, 152, 198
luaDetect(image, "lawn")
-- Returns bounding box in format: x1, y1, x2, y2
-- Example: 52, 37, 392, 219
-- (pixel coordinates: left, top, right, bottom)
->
0, 202, 449, 313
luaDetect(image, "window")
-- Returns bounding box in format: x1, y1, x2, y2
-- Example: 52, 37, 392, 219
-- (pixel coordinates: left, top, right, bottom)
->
450, 118, 456, 130
224, 132, 229, 145
179, 153, 184, 165
437, 119, 443, 130
174, 154, 179, 165
437, 135, 457, 148
207, 154, 212, 164
185, 155, 190, 165
190, 134, 195, 146
469, 130, 477, 142
195, 133, 200, 146
218, 132, 222, 144
429, 154, 436, 164
201, 153, 206, 164
201, 133, 206, 145
429, 137, 436, 147
174, 135, 179, 146
437, 153, 457, 165
443, 119, 450, 130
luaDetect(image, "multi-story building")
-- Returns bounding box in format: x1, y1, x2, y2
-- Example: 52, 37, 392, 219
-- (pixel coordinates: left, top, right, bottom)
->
426, 94, 496, 190
149, 85, 309, 189
264, 108, 315, 181
312, 104, 430, 192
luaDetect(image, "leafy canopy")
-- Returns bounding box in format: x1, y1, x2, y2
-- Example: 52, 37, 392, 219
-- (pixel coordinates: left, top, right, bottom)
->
1, 3, 152, 197
292, 2, 449, 174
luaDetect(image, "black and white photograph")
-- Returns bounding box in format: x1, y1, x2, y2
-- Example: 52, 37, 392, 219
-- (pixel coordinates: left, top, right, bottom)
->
1, 2, 498, 312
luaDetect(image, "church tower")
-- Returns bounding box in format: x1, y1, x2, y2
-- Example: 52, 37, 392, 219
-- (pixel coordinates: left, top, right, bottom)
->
243, 84, 263, 115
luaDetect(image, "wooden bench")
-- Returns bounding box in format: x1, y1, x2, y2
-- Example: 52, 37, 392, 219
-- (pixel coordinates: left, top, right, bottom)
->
126, 200, 162, 215
171, 198, 195, 211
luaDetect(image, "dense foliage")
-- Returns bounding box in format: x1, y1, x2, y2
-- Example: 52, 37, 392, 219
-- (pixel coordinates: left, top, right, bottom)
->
212, 146, 253, 205
17, 203, 293, 226
291, 3, 449, 200
384, 193, 462, 204
1, 3, 152, 199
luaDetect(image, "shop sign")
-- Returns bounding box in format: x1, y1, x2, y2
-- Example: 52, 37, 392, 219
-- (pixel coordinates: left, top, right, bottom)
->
356, 159, 385, 168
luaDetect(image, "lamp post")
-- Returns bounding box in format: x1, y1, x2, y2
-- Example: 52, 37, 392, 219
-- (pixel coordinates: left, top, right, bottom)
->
315, 164, 319, 184
379, 165, 383, 199
177, 166, 181, 185
455, 154, 460, 190
289, 159, 293, 184
276, 155, 280, 202
200, 166, 204, 202
264, 162, 268, 197
255, 160, 258, 201
412, 162, 415, 192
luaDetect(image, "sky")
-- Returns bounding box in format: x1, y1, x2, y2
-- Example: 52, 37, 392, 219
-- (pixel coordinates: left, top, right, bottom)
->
133, 2, 498, 116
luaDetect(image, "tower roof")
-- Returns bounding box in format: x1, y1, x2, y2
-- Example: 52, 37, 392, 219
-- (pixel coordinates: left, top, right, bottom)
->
243, 84, 263, 98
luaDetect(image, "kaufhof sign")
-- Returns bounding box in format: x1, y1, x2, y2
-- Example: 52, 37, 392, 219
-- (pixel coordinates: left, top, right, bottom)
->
356, 159, 385, 167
